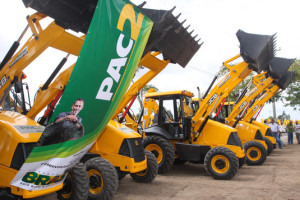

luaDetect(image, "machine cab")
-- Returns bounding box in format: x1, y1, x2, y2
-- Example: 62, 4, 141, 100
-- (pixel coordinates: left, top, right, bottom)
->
143, 90, 194, 140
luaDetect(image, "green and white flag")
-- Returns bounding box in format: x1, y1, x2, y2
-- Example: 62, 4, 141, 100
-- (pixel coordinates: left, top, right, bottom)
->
11, 0, 153, 190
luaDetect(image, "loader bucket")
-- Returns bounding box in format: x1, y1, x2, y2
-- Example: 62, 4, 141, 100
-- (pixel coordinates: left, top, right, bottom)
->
267, 57, 295, 79
22, 0, 97, 34
277, 71, 295, 89
22, 0, 202, 67
140, 7, 203, 67
236, 30, 276, 73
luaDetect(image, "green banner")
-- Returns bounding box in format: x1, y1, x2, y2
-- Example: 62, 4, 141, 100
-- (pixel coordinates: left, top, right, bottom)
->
33, 0, 153, 159
11, 0, 153, 190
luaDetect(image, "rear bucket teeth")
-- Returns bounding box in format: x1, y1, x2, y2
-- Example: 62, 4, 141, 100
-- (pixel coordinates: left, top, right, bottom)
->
236, 29, 276, 73
268, 57, 295, 79
140, 7, 202, 67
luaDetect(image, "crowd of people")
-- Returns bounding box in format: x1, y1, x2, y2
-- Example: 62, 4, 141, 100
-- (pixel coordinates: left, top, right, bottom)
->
265, 119, 300, 149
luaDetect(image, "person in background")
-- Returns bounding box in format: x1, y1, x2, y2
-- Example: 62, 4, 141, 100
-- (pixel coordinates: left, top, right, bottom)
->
286, 121, 294, 144
268, 119, 282, 149
276, 122, 286, 147
294, 121, 300, 144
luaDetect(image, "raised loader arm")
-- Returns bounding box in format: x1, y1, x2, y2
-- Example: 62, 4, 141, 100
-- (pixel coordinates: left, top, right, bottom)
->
0, 12, 84, 105
243, 71, 296, 123
191, 30, 276, 136
5, 1, 201, 124
225, 57, 294, 126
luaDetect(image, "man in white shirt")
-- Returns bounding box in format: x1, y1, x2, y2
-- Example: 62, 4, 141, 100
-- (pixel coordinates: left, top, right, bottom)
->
268, 119, 282, 149
294, 121, 300, 144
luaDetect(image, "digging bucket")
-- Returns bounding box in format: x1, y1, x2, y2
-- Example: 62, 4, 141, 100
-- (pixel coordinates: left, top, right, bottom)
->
22, 0, 202, 67
277, 71, 296, 89
140, 7, 202, 67
267, 57, 295, 79
236, 30, 276, 73
22, 0, 98, 34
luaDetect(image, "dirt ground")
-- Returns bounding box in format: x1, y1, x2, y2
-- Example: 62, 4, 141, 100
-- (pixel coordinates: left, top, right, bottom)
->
35, 134, 300, 200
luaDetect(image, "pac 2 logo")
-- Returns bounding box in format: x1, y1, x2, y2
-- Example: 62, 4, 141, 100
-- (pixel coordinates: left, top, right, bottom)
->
96, 4, 145, 101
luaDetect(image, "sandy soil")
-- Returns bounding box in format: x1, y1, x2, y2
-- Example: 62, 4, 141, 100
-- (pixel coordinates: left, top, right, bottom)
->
35, 134, 300, 200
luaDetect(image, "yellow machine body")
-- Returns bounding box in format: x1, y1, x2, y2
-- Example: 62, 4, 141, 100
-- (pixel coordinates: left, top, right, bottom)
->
0, 111, 63, 198
143, 90, 245, 160
89, 120, 147, 173
251, 121, 276, 146
228, 120, 267, 150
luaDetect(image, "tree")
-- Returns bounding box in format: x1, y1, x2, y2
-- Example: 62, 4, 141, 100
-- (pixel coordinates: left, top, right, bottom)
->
283, 60, 300, 110
277, 111, 290, 121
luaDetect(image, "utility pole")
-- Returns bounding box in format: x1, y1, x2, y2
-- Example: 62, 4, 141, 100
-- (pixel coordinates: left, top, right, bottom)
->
272, 100, 276, 120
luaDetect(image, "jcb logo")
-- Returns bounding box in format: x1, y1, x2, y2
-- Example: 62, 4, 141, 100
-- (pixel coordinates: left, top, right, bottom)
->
252, 105, 259, 113
22, 172, 67, 186
239, 101, 247, 110
208, 94, 218, 105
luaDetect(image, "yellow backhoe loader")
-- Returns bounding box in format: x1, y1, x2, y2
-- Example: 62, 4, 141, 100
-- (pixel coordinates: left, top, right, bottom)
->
0, 0, 202, 199
214, 57, 294, 164
141, 89, 244, 180
0, 11, 90, 200
241, 70, 295, 149
140, 30, 277, 179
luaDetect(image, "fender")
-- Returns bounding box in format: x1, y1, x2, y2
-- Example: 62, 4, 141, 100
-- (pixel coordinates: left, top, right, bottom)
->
143, 125, 173, 140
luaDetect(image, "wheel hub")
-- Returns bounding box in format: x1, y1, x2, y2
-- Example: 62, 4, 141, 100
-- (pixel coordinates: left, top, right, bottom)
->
90, 174, 102, 189
249, 150, 258, 158
215, 159, 226, 169
151, 150, 159, 158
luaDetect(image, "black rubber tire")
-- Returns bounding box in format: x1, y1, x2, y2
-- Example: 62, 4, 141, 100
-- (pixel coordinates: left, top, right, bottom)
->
239, 157, 245, 169
263, 137, 273, 155
130, 150, 158, 183
0, 191, 21, 200
57, 162, 89, 200
173, 158, 187, 165
115, 167, 128, 181
142, 135, 175, 174
204, 146, 239, 180
244, 140, 267, 165
85, 157, 118, 200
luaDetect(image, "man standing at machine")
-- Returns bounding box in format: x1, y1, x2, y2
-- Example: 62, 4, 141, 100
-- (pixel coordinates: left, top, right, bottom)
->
269, 119, 282, 149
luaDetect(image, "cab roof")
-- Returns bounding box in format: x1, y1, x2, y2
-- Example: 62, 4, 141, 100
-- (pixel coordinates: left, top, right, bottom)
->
145, 90, 194, 99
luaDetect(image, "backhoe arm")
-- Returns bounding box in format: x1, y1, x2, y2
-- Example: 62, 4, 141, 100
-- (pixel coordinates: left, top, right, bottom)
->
0, 12, 84, 104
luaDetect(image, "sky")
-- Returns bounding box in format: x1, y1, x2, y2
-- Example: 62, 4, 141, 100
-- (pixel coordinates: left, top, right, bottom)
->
0, 0, 299, 121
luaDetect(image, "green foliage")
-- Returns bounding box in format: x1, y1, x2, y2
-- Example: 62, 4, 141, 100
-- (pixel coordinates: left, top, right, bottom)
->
277, 111, 290, 121
283, 60, 300, 110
